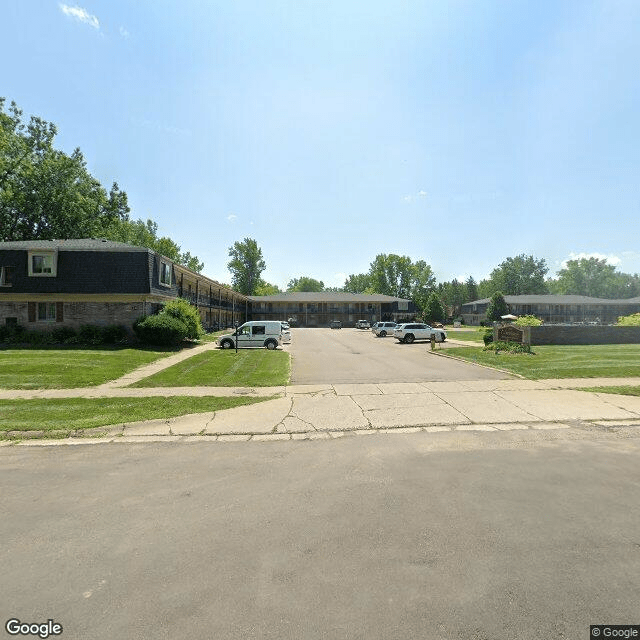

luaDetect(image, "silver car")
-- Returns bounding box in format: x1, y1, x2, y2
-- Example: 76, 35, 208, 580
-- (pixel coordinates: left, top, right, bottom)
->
393, 323, 447, 343
373, 321, 397, 337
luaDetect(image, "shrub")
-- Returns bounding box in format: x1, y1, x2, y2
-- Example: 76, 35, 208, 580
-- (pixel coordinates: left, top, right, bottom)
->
617, 313, 640, 326
514, 315, 543, 327
162, 299, 203, 340
486, 292, 509, 322
51, 326, 77, 343
133, 314, 188, 346
482, 327, 494, 346
79, 324, 104, 345
101, 324, 128, 344
483, 341, 532, 354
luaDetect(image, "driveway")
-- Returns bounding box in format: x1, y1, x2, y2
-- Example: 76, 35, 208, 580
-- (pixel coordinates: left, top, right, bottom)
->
287, 327, 511, 384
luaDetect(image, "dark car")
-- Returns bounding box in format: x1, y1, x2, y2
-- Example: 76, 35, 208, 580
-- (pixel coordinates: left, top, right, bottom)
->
330, 320, 342, 329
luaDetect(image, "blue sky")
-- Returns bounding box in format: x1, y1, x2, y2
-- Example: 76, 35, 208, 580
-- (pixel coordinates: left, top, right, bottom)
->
2, 0, 639, 288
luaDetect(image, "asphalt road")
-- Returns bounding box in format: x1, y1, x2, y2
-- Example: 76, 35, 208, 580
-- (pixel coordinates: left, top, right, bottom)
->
288, 327, 510, 384
2, 429, 639, 640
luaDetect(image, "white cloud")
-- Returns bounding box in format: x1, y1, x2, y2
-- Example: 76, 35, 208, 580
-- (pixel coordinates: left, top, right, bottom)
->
226, 214, 237, 222
418, 190, 427, 197
402, 195, 412, 203
562, 252, 622, 269
119, 26, 130, 38
59, 4, 100, 29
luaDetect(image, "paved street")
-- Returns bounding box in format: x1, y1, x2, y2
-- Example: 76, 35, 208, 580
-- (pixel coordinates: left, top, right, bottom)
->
287, 327, 510, 383
2, 430, 639, 640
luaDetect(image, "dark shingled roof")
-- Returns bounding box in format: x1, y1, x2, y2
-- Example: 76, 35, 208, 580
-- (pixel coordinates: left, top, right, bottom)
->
0, 239, 150, 252
249, 292, 411, 303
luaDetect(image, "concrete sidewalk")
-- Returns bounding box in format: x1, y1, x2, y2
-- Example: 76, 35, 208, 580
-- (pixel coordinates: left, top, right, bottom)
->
3, 378, 640, 445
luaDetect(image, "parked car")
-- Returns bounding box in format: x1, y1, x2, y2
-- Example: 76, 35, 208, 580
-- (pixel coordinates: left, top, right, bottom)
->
393, 323, 447, 344
279, 321, 291, 344
217, 321, 283, 350
370, 322, 381, 333
355, 319, 370, 329
330, 320, 342, 329
373, 321, 397, 337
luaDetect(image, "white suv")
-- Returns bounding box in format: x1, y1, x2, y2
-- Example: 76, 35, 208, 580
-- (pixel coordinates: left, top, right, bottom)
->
373, 321, 397, 337
394, 323, 447, 344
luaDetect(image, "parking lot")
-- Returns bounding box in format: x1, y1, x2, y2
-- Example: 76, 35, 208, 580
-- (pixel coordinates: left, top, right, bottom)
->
286, 327, 511, 384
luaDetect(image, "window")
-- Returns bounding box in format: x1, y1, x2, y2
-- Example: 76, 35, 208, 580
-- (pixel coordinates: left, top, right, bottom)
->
253, 325, 266, 335
0, 266, 14, 286
38, 302, 57, 321
28, 251, 57, 277
160, 261, 172, 286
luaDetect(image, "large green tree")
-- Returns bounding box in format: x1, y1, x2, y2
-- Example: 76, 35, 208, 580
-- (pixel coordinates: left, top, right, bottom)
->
1, 99, 129, 241
287, 276, 325, 292
227, 238, 266, 295
423, 292, 446, 324
367, 254, 436, 308
548, 257, 640, 298
342, 273, 372, 294
1, 98, 204, 271
479, 254, 548, 297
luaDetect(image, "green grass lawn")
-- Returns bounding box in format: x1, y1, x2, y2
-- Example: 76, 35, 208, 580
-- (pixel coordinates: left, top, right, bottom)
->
0, 348, 173, 389
445, 329, 486, 343
581, 386, 640, 397
132, 349, 290, 387
444, 344, 640, 379
0, 396, 273, 433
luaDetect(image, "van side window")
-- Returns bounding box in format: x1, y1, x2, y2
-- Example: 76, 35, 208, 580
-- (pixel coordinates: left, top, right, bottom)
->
253, 325, 266, 335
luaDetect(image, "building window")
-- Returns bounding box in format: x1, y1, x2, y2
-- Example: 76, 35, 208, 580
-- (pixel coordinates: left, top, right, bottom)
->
28, 251, 57, 277
37, 302, 57, 321
160, 261, 172, 286
0, 266, 14, 286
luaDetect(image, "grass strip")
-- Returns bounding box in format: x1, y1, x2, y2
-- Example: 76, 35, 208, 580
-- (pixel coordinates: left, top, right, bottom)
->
443, 344, 640, 379
445, 330, 486, 343
0, 396, 274, 433
580, 386, 640, 397
0, 348, 173, 389
132, 349, 290, 388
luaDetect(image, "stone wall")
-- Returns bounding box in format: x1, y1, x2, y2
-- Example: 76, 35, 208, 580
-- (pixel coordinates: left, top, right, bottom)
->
530, 326, 640, 345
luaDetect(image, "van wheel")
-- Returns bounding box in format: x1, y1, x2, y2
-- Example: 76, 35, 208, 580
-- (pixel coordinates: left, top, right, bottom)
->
221, 340, 233, 349
265, 340, 277, 350
380, 331, 386, 337
405, 334, 415, 344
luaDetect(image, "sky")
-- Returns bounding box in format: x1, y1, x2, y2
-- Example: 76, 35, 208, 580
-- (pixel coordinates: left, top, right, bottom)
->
2, 0, 640, 289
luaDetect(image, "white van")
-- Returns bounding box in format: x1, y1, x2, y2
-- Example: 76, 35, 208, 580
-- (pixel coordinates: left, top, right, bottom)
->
217, 321, 283, 350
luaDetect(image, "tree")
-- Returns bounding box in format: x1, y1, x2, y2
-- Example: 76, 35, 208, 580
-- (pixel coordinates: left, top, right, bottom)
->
342, 273, 372, 294
1, 98, 129, 241
486, 292, 509, 322
254, 279, 282, 295
437, 278, 466, 318
423, 292, 446, 324
549, 257, 640, 298
465, 276, 479, 303
287, 276, 325, 292
0, 98, 204, 272
480, 254, 548, 296
227, 238, 266, 295
100, 218, 204, 272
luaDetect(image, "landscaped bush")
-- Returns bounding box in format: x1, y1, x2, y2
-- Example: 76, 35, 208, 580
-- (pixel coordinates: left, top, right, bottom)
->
51, 326, 77, 343
514, 315, 543, 326
79, 324, 104, 345
101, 324, 128, 344
617, 313, 640, 326
482, 327, 494, 345
133, 314, 189, 346
162, 299, 204, 340
483, 340, 532, 354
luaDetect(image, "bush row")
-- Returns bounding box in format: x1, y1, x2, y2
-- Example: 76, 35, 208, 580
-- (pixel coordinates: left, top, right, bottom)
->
0, 324, 129, 346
